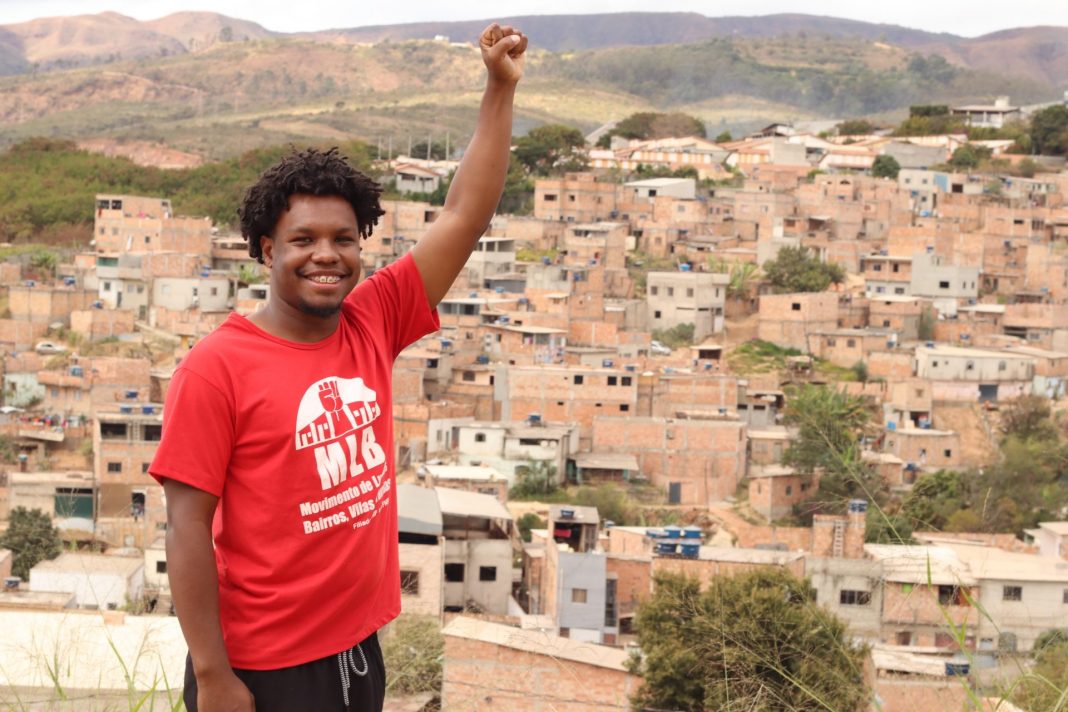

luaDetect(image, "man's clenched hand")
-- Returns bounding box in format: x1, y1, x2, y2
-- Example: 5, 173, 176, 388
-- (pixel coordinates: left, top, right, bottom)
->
480, 23, 526, 85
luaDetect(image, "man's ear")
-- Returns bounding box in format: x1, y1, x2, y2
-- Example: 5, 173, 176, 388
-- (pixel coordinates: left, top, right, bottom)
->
260, 235, 274, 267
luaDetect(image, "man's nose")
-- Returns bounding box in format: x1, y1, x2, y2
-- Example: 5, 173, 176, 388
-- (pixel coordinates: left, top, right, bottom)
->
310, 238, 340, 262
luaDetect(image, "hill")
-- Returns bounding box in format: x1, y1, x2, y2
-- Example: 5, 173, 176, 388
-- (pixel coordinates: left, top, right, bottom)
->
0, 31, 1054, 161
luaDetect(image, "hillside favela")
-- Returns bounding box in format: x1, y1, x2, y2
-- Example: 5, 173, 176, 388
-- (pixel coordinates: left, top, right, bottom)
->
3, 6, 1068, 712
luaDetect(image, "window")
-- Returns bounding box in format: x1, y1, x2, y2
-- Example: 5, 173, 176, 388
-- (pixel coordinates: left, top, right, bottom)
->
872, 263, 883, 272
650, 286, 659, 296
479, 566, 497, 582
620, 404, 630, 412
686, 288, 694, 298
792, 303, 801, 311
571, 588, 588, 604
607, 376, 618, 386
654, 311, 661, 319
544, 194, 557, 202
144, 424, 162, 442
444, 564, 465, 582
998, 361, 1007, 371
621, 376, 632, 386
142, 463, 150, 474
474, 433, 486, 443
100, 422, 128, 439
107, 462, 122, 473
939, 585, 967, 606
156, 561, 167, 574
901, 583, 914, 594
785, 485, 792, 496
839, 590, 872, 606
1063, 589, 1068, 604
401, 570, 420, 595
846, 339, 856, 348
462, 371, 475, 382
667, 287, 674, 297
1003, 585, 1022, 602
574, 375, 584, 385
939, 281, 950, 289
944, 449, 952, 458
827, 338, 837, 347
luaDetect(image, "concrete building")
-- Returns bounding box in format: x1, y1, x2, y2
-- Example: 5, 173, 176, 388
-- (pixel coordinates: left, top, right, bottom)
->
909, 251, 979, 304
913, 345, 1035, 402
29, 553, 144, 610
646, 270, 729, 340
437, 486, 514, 615
94, 403, 165, 548
397, 483, 445, 618
940, 540, 1068, 652
865, 544, 979, 649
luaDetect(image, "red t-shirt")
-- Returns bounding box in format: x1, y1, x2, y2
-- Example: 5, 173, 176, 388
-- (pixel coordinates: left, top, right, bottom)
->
150, 253, 440, 670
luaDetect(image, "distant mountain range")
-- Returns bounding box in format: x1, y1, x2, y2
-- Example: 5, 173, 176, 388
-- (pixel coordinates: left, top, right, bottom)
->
0, 11, 1064, 162
1, 11, 1067, 85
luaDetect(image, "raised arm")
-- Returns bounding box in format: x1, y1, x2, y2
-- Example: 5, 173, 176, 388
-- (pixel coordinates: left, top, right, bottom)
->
410, 23, 526, 308
164, 479, 254, 712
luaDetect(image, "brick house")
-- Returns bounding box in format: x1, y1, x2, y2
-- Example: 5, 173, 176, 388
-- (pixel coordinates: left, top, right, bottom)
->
442, 617, 640, 711
757, 292, 840, 352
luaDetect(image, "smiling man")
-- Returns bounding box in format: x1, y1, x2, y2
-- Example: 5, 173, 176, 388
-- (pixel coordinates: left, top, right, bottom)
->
150, 23, 526, 712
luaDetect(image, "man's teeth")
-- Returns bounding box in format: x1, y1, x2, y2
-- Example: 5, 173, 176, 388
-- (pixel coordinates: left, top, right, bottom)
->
309, 275, 340, 284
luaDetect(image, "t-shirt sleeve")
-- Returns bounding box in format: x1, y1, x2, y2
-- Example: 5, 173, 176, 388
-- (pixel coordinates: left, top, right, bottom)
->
348, 252, 441, 359
149, 367, 235, 497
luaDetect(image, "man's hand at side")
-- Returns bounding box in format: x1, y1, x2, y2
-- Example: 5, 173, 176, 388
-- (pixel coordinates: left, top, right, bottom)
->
163, 479, 254, 712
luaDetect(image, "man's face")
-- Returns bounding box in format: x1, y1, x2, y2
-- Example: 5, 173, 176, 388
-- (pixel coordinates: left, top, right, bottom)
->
260, 194, 363, 319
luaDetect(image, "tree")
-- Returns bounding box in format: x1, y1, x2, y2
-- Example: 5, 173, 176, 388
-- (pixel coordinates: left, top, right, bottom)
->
509, 460, 559, 499
837, 119, 876, 136
714, 130, 732, 143
652, 323, 695, 349
632, 570, 870, 711
763, 246, 845, 294
782, 385, 886, 520
516, 513, 545, 543
726, 261, 758, 300
0, 507, 62, 580
901, 469, 971, 531
948, 144, 992, 171
614, 111, 706, 141
1030, 105, 1068, 156
1001, 394, 1060, 442
513, 124, 587, 176
871, 154, 901, 180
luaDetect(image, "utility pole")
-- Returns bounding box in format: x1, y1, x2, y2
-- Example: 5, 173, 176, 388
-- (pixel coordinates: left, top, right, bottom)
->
427, 132, 432, 161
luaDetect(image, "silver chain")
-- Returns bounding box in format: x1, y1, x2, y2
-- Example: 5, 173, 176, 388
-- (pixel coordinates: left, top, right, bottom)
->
337, 643, 369, 708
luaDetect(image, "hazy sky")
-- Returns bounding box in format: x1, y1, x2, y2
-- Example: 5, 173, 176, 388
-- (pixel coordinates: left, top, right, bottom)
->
1, 0, 1067, 37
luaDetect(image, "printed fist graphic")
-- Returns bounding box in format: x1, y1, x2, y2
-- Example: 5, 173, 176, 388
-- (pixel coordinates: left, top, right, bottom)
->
318, 380, 342, 413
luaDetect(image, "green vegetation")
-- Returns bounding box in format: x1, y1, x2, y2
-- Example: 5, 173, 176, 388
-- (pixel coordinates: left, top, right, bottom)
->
836, 119, 876, 136
726, 340, 803, 374
509, 460, 560, 500
631, 570, 870, 711
871, 154, 901, 180
1030, 104, 1068, 156
513, 124, 587, 176
947, 143, 993, 171
1013, 635, 1068, 711
763, 246, 845, 293
381, 615, 444, 698
516, 513, 545, 543
596, 111, 706, 147
0, 507, 62, 580
652, 323, 695, 349
0, 137, 378, 239
898, 397, 1068, 535
545, 39, 1045, 118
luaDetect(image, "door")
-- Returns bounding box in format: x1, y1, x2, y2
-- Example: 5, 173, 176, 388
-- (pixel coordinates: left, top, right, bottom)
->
668, 482, 682, 505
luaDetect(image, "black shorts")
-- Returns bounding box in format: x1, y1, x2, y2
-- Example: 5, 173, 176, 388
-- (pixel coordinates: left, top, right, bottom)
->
183, 631, 385, 712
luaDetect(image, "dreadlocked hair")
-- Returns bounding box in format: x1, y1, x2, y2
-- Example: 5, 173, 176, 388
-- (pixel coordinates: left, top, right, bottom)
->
238, 147, 385, 263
